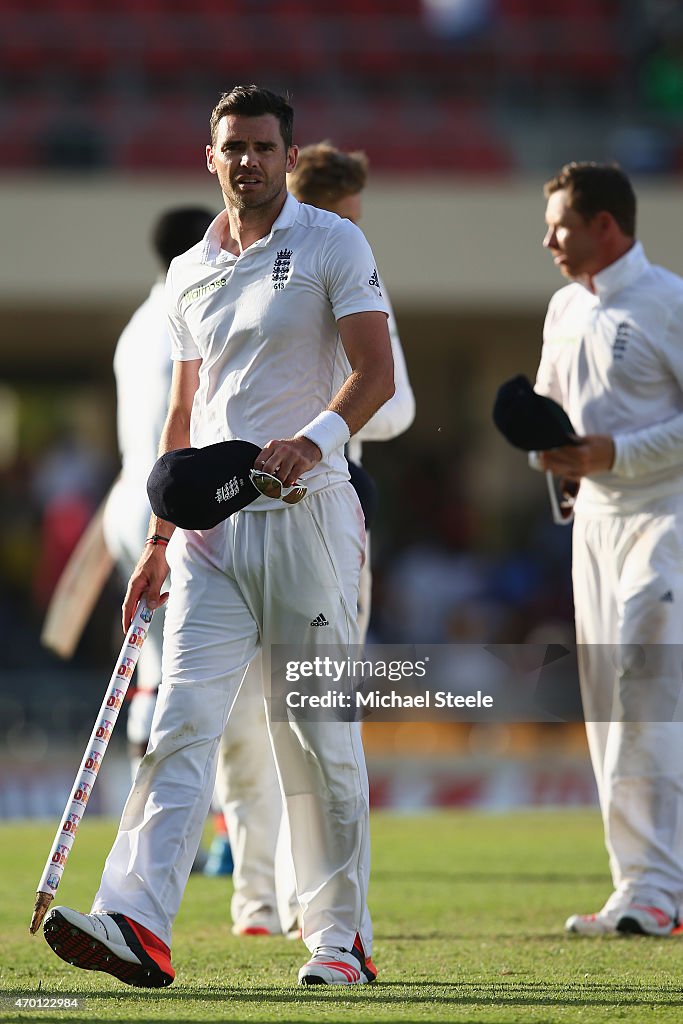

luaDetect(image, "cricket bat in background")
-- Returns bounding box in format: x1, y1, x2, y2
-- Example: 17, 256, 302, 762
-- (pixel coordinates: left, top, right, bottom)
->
40, 497, 115, 659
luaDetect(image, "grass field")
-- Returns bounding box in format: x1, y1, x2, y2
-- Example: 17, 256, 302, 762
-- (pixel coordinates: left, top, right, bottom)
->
1, 810, 683, 1022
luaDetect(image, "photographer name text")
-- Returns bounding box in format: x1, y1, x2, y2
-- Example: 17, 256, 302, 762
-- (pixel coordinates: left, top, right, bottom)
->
285, 689, 494, 709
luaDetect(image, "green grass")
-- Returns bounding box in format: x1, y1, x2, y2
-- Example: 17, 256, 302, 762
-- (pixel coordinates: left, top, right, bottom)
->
1, 811, 683, 1022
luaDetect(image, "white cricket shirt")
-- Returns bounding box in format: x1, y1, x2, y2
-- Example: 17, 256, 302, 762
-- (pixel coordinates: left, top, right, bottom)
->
113, 281, 172, 488
166, 194, 389, 506
104, 280, 174, 556
535, 242, 683, 514
346, 292, 415, 464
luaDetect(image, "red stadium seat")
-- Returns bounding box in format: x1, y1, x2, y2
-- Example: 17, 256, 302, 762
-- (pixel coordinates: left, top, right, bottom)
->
118, 98, 209, 171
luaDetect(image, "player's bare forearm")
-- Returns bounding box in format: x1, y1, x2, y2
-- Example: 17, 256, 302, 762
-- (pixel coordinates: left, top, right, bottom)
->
257, 312, 394, 488
540, 434, 615, 481
158, 404, 191, 458
158, 358, 199, 458
336, 310, 395, 436
258, 371, 394, 487
329, 366, 395, 437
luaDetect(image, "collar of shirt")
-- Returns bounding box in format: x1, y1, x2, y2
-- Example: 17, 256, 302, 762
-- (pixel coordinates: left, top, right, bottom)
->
589, 240, 649, 304
200, 193, 300, 266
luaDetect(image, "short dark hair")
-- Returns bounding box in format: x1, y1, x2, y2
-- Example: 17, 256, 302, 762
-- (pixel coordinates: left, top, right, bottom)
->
544, 162, 636, 237
288, 142, 368, 205
152, 207, 215, 271
209, 84, 294, 151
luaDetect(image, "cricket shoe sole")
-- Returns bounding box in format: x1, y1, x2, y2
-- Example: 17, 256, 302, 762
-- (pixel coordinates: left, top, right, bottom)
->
616, 905, 677, 937
299, 933, 377, 986
43, 907, 174, 987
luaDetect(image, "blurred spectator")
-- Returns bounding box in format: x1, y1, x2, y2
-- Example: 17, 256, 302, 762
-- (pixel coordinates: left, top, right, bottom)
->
31, 430, 108, 508
421, 0, 493, 40
31, 430, 111, 609
378, 542, 487, 643
640, 26, 683, 115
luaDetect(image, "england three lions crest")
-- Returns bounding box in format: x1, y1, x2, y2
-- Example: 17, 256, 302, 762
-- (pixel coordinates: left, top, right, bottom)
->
272, 249, 293, 290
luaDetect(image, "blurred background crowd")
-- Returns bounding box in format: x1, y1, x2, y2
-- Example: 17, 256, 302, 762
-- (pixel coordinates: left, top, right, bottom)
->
2, 0, 683, 176
2, 0, 682, 816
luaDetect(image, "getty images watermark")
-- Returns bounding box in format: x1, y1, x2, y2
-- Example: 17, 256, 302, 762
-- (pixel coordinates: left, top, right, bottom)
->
269, 643, 683, 723
282, 654, 493, 712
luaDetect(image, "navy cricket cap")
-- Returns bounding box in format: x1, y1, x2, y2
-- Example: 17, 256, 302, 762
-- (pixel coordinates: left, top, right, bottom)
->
492, 375, 578, 451
147, 440, 261, 530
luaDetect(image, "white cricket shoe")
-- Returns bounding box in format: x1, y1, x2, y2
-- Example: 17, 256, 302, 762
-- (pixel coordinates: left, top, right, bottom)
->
565, 891, 629, 935
231, 907, 282, 936
298, 933, 377, 985
43, 906, 174, 987
616, 904, 677, 937
565, 911, 618, 936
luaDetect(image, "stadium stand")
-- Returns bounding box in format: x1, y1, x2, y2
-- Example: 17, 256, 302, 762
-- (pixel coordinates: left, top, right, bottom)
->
0, 0, 656, 175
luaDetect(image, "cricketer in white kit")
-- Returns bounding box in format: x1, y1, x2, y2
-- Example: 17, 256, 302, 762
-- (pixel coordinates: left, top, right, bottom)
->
217, 297, 415, 939
103, 208, 214, 779
42, 85, 393, 988
216, 142, 416, 940
103, 282, 168, 764
536, 162, 683, 938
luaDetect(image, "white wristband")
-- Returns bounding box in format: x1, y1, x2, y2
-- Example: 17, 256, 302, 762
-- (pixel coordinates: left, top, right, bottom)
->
299, 410, 351, 460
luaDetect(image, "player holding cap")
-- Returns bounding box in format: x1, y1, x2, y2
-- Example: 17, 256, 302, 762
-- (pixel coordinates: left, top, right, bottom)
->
535, 162, 683, 936
42, 84, 393, 987
215, 142, 415, 939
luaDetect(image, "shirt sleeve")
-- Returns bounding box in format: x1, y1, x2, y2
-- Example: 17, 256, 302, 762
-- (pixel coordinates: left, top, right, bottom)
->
320, 219, 390, 321
165, 260, 201, 362
612, 293, 683, 478
354, 298, 415, 443
533, 294, 564, 406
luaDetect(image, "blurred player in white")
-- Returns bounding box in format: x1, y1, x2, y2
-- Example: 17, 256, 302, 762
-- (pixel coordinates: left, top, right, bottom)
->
535, 162, 683, 936
215, 143, 415, 937
44, 84, 394, 988
103, 207, 214, 780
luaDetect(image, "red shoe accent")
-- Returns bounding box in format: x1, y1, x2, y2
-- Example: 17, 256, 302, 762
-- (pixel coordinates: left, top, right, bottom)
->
314, 960, 360, 982
123, 916, 174, 978
213, 812, 228, 835
351, 932, 377, 982
240, 926, 272, 936
628, 905, 673, 928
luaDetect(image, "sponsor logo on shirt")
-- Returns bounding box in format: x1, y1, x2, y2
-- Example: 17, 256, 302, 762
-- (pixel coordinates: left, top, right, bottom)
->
368, 268, 382, 296
180, 276, 228, 313
273, 249, 293, 290
613, 321, 631, 360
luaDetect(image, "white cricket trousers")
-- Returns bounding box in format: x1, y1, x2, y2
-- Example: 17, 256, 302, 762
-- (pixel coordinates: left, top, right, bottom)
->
92, 484, 372, 953
573, 496, 683, 918
216, 533, 373, 936
215, 652, 294, 934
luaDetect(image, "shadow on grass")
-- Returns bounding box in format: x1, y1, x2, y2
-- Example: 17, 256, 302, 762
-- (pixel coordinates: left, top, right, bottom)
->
5, 979, 681, 1017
